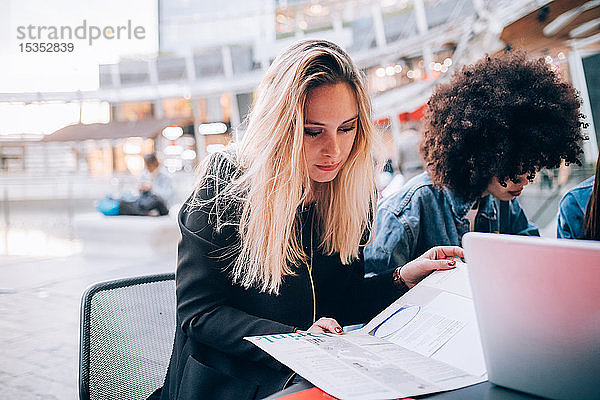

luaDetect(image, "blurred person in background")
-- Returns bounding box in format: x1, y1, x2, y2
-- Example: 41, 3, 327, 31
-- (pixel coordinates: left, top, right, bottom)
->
379, 128, 425, 199
375, 158, 395, 194
97, 153, 174, 216
365, 51, 586, 274
139, 153, 176, 208
557, 152, 600, 240
154, 39, 462, 400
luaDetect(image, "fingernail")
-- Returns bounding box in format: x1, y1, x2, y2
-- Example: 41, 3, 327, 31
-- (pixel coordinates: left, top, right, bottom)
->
448, 260, 456, 266
335, 327, 343, 333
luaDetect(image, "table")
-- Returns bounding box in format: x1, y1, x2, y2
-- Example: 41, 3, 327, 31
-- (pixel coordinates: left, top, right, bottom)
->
267, 381, 546, 400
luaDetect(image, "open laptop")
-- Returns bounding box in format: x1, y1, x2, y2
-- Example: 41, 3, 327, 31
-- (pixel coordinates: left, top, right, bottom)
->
463, 232, 600, 400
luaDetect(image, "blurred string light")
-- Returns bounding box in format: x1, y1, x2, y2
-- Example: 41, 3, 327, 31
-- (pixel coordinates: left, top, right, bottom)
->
405, 69, 424, 79
162, 126, 183, 140
373, 56, 450, 85
542, 52, 569, 73
430, 60, 452, 73
198, 122, 227, 135
376, 64, 404, 77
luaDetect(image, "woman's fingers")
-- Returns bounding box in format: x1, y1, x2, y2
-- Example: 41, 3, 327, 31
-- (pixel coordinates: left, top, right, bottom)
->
425, 246, 464, 260
317, 317, 343, 334
412, 258, 456, 274
400, 258, 456, 288
308, 317, 343, 334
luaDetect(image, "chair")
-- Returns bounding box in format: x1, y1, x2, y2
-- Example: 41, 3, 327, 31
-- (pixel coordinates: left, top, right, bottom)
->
79, 273, 176, 400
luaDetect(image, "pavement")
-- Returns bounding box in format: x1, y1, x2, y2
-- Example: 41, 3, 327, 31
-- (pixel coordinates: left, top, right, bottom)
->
0, 253, 175, 400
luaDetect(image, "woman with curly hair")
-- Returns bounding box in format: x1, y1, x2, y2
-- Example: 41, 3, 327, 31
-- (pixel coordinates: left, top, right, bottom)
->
365, 51, 586, 275
557, 152, 600, 240
155, 40, 462, 400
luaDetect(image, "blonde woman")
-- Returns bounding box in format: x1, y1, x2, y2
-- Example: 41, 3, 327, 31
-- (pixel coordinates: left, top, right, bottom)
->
156, 40, 462, 400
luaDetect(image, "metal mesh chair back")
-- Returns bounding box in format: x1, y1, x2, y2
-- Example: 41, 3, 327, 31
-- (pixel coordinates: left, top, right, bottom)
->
79, 273, 175, 400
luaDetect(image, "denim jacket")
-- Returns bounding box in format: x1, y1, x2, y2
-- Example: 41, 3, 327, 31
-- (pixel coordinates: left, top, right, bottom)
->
364, 172, 540, 274
557, 176, 594, 239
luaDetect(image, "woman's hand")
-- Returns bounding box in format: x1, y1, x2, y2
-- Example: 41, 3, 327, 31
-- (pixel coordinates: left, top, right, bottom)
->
399, 246, 464, 288
302, 317, 344, 334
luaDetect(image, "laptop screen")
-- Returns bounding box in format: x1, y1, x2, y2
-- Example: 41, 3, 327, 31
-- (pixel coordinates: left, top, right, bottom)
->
463, 232, 600, 400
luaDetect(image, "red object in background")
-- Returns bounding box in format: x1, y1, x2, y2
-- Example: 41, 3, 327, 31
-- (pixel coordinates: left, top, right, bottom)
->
374, 117, 391, 126
423, 71, 442, 81
410, 104, 427, 120
398, 104, 427, 122
277, 387, 415, 400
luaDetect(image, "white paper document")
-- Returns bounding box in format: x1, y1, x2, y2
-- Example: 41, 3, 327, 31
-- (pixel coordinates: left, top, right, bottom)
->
245, 262, 487, 400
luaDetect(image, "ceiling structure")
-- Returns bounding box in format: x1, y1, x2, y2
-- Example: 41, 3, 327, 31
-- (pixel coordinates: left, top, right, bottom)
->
500, 0, 600, 55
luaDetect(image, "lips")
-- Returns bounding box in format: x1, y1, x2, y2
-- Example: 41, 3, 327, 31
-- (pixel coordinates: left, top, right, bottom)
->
316, 163, 340, 171
508, 190, 522, 197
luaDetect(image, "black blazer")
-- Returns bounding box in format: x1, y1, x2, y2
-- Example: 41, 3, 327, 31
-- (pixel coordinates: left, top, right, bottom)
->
157, 168, 406, 400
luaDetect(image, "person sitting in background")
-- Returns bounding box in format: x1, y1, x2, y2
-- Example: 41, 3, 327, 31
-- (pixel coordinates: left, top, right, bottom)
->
154, 39, 463, 400
117, 153, 174, 216
139, 153, 176, 208
365, 51, 586, 274
557, 153, 600, 240
97, 153, 175, 216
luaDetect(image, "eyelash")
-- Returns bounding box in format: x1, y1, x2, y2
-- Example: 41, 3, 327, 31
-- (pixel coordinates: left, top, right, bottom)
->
304, 125, 356, 137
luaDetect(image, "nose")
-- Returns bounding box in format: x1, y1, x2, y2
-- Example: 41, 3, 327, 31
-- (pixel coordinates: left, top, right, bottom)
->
321, 131, 340, 158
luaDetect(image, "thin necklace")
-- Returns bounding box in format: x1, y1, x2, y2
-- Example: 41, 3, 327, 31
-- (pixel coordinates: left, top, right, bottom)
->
308, 209, 316, 323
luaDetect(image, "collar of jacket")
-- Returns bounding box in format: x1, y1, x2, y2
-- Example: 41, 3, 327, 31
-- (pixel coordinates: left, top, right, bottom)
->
441, 186, 497, 222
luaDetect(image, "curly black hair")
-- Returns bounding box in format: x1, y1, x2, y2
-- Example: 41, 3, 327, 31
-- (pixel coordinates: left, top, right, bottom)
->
420, 51, 586, 199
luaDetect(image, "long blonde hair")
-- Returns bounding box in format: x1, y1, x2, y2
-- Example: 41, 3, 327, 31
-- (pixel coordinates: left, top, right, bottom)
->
194, 40, 376, 294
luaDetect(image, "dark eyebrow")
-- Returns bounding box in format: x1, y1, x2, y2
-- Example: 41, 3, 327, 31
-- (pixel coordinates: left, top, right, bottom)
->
305, 115, 358, 126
